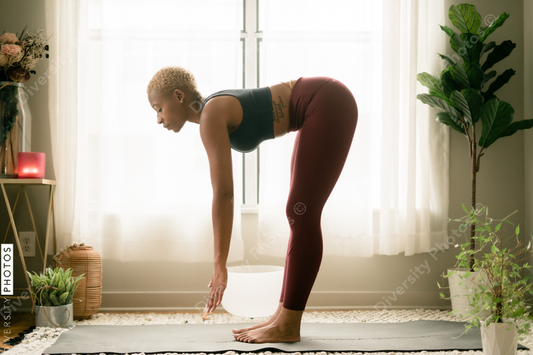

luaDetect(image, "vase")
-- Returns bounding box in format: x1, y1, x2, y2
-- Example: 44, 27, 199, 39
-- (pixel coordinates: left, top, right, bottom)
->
481, 321, 519, 355
448, 268, 491, 319
0, 81, 32, 178
35, 303, 74, 328
54, 245, 103, 319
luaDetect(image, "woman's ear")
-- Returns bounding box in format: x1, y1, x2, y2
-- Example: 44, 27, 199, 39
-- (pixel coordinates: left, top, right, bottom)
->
173, 89, 185, 103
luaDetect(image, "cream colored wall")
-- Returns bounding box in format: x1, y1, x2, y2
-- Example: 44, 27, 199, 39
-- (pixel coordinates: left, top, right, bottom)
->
0, 0, 52, 311
1, 0, 528, 312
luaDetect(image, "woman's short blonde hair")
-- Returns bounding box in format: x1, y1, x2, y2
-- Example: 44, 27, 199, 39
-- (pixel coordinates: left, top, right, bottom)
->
147, 66, 199, 97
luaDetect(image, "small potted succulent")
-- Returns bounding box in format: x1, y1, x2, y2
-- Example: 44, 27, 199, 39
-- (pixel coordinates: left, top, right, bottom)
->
27, 267, 84, 328
441, 206, 533, 355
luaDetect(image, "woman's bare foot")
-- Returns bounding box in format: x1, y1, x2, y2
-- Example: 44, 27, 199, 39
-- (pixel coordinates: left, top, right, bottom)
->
234, 307, 303, 343
232, 302, 283, 334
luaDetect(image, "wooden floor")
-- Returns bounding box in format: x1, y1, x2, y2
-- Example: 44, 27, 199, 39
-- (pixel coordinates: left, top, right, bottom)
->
1, 312, 35, 352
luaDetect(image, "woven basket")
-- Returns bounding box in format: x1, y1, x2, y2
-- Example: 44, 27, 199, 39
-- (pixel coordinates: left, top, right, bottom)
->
54, 245, 102, 319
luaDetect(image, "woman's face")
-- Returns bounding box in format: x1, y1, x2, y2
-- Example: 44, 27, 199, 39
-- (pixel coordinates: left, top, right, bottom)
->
148, 90, 187, 133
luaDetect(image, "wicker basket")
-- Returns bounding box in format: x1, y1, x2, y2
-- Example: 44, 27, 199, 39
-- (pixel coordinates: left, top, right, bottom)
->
54, 244, 102, 319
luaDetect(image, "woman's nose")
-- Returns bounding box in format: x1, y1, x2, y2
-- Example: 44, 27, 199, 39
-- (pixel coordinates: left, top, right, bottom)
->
157, 114, 163, 124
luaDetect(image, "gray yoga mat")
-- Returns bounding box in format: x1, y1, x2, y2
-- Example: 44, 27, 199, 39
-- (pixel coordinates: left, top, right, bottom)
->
43, 320, 528, 354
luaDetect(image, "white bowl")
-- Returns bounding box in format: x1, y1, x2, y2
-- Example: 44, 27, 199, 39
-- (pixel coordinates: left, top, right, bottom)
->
222, 265, 284, 318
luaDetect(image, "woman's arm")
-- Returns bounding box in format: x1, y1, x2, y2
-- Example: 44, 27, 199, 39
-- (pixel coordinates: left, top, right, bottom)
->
199, 104, 234, 315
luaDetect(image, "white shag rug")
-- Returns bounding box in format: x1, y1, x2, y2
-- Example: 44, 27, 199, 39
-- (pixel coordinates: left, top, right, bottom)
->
7, 309, 533, 355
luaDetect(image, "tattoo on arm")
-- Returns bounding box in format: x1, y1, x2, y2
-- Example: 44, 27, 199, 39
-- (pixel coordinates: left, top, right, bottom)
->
272, 95, 286, 123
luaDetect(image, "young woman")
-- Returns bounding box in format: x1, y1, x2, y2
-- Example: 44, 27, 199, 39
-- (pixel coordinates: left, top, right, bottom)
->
147, 67, 358, 343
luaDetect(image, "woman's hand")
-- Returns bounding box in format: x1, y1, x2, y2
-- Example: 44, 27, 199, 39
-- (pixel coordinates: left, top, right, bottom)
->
204, 264, 228, 315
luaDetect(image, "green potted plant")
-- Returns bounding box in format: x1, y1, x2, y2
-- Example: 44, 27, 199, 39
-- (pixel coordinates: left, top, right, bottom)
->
27, 267, 84, 328
441, 206, 533, 355
416, 3, 533, 314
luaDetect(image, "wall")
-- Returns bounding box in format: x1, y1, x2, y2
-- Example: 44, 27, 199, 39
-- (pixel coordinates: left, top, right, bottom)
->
0, 0, 528, 312
0, 0, 51, 311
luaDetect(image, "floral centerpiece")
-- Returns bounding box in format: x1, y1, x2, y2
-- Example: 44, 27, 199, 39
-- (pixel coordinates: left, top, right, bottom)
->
0, 28, 48, 177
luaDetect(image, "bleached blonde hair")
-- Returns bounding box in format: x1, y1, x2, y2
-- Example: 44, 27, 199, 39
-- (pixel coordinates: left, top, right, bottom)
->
146, 66, 200, 99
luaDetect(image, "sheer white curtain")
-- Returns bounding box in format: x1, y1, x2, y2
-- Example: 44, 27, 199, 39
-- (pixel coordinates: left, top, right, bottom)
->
46, 0, 245, 262
258, 0, 449, 257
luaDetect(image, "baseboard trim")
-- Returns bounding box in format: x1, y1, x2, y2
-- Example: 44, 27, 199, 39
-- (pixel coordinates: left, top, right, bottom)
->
100, 290, 451, 312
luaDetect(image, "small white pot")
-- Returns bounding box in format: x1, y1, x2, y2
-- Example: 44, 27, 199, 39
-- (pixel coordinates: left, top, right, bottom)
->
448, 268, 490, 318
35, 303, 74, 328
481, 321, 518, 355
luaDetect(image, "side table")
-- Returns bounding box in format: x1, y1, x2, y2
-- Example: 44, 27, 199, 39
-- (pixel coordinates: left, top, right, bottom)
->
0, 179, 57, 302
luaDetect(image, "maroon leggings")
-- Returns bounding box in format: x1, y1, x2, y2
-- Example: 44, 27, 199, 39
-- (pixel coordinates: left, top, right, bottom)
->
279, 77, 358, 311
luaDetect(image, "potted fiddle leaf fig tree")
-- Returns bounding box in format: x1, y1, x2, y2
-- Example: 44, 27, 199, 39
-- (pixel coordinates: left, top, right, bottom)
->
27, 267, 84, 328
416, 3, 533, 315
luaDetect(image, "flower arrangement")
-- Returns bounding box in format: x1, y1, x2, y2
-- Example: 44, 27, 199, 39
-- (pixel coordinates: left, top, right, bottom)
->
0, 28, 48, 83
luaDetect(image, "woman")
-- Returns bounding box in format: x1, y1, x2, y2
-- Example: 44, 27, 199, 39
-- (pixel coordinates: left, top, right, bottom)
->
147, 67, 358, 343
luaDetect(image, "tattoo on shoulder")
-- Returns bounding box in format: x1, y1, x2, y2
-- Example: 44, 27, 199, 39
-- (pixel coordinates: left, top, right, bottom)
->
272, 95, 286, 123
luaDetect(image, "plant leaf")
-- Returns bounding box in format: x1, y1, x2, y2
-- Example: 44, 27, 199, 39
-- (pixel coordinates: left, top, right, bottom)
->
463, 61, 484, 90
461, 88, 483, 124
449, 33, 469, 63
450, 90, 472, 125
450, 63, 470, 90
439, 53, 456, 67
481, 41, 496, 56
417, 94, 462, 121
478, 12, 510, 42
498, 119, 533, 140
435, 112, 465, 133
479, 99, 514, 148
460, 33, 483, 64
441, 69, 462, 97
482, 70, 497, 87
481, 40, 516, 72
440, 25, 457, 38
483, 69, 516, 101
417, 72, 448, 102
449, 4, 481, 34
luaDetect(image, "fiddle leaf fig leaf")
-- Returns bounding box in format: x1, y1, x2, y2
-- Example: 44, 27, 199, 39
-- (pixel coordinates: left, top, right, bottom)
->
441, 69, 461, 97
435, 112, 465, 133
479, 98, 514, 148
439, 53, 456, 67
461, 88, 483, 124
463, 61, 484, 90
417, 72, 443, 92
449, 4, 481, 34
450, 90, 472, 125
498, 119, 533, 140
482, 40, 516, 72
449, 33, 469, 63
440, 25, 457, 38
478, 12, 510, 42
450, 63, 470, 90
417, 94, 462, 121
482, 70, 497, 87
481, 41, 496, 56
483, 69, 516, 101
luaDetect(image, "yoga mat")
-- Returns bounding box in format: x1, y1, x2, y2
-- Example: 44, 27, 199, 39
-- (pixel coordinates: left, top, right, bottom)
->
43, 320, 528, 354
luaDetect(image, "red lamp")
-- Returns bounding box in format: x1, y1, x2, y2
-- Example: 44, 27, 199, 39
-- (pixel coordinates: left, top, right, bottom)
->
18, 152, 46, 179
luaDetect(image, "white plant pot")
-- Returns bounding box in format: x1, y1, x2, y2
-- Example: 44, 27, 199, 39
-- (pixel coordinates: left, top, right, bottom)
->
222, 265, 284, 318
481, 321, 518, 355
448, 268, 490, 318
35, 303, 74, 328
